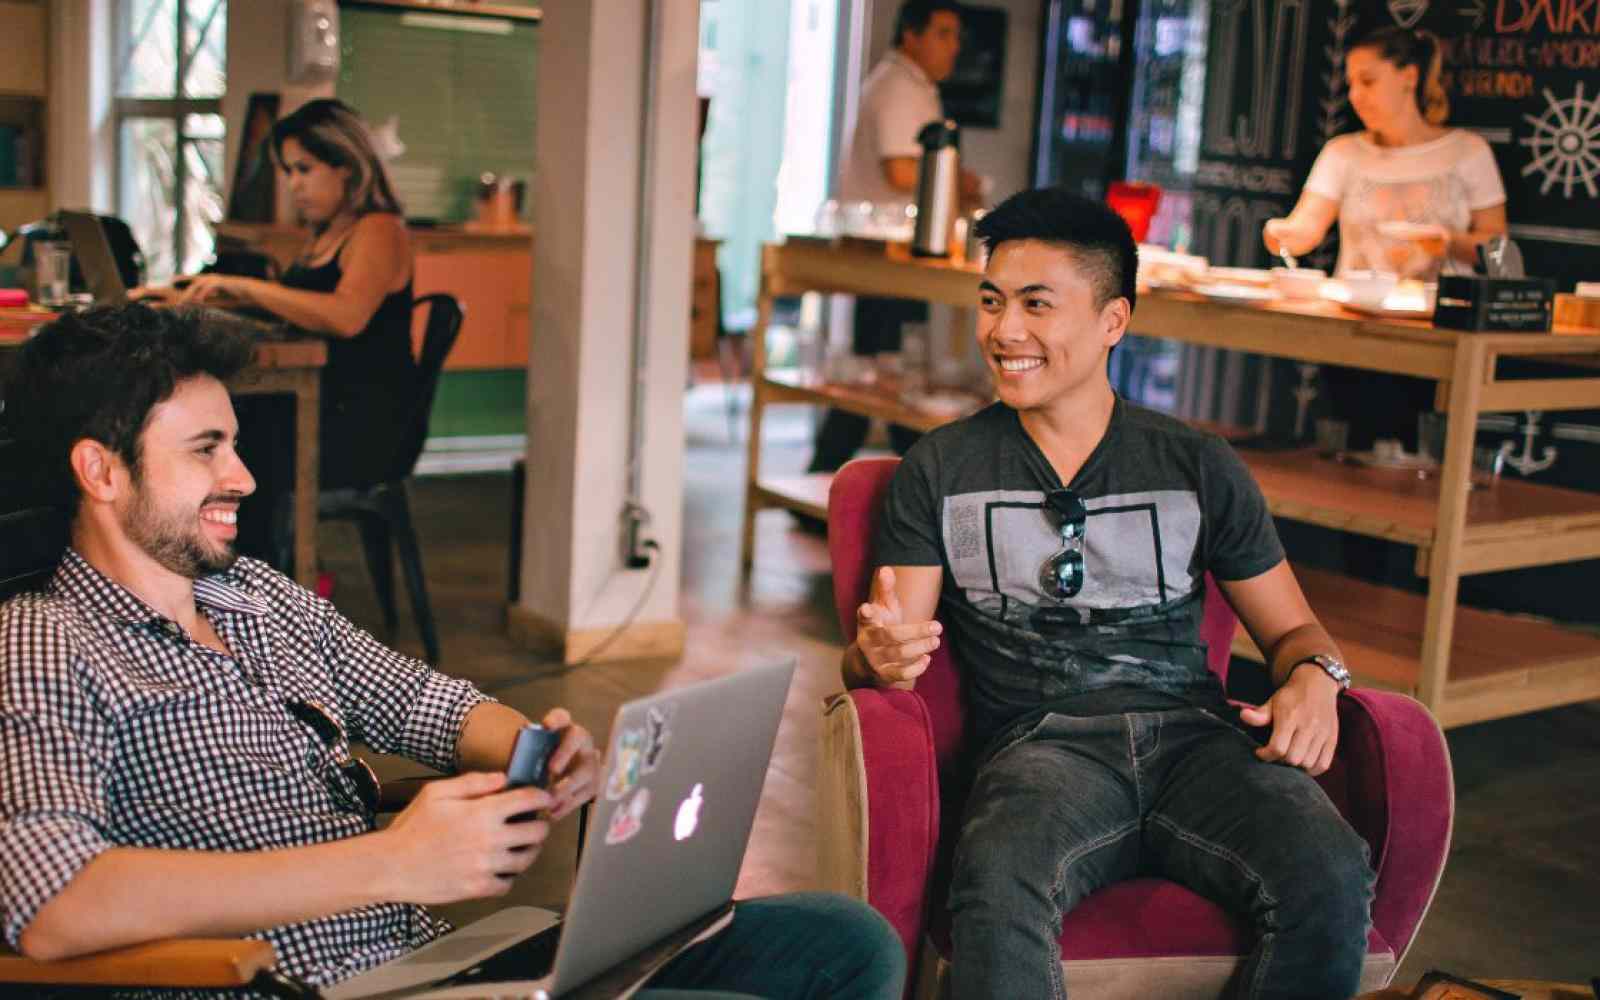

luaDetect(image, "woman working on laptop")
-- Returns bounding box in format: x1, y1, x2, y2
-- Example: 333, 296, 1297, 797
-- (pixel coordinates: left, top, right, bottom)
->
136, 98, 416, 564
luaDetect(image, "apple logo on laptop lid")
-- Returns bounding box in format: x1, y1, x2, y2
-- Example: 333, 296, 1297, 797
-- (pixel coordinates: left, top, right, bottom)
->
674, 784, 704, 841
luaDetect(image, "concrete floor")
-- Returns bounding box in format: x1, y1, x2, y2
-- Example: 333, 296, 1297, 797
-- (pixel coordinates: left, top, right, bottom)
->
336, 386, 1599, 988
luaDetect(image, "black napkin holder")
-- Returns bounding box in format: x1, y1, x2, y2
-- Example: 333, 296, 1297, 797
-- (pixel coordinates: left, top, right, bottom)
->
1432, 275, 1555, 332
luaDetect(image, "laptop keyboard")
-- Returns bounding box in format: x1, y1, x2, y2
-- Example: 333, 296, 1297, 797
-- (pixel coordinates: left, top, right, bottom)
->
444, 922, 563, 985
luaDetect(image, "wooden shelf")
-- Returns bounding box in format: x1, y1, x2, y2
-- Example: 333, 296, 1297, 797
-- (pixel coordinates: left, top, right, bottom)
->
760, 369, 987, 435
1231, 566, 1600, 727
1236, 447, 1600, 573
752, 475, 833, 522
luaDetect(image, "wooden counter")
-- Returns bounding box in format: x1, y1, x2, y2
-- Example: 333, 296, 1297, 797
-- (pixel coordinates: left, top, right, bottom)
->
742, 240, 1600, 728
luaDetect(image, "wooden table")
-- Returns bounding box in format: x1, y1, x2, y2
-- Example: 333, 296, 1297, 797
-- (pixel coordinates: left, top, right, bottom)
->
1, 312, 327, 590
741, 240, 1600, 727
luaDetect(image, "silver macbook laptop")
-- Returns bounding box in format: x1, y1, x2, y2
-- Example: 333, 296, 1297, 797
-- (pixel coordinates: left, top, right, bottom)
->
58, 209, 288, 336
326, 659, 797, 1000
58, 210, 129, 306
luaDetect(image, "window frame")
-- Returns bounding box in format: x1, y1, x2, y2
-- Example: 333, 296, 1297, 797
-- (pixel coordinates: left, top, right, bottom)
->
113, 0, 226, 276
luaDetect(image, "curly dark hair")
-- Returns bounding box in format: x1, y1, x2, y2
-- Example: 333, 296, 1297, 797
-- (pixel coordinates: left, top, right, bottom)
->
974, 186, 1139, 311
3, 304, 256, 510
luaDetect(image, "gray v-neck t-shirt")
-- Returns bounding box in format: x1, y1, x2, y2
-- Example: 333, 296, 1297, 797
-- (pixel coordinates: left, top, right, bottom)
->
875, 399, 1284, 750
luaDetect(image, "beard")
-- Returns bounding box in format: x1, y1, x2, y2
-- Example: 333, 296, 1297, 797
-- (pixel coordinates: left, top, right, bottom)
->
121, 484, 241, 579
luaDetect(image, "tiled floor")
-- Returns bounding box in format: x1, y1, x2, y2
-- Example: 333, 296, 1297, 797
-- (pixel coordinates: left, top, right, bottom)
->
335, 385, 1600, 986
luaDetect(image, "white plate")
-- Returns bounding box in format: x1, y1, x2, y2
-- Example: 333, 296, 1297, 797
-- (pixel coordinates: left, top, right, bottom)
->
1340, 449, 1437, 471
1375, 220, 1449, 241
1339, 299, 1434, 319
1204, 266, 1274, 287
1191, 282, 1281, 303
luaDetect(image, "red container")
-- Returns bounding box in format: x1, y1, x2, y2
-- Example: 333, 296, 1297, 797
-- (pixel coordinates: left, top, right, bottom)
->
1107, 181, 1162, 242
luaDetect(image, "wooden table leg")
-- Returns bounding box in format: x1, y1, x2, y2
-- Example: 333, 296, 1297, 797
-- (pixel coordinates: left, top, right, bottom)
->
740, 292, 775, 573
1418, 337, 1488, 713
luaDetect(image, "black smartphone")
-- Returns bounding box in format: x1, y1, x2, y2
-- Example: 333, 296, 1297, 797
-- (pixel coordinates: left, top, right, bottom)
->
507, 724, 562, 790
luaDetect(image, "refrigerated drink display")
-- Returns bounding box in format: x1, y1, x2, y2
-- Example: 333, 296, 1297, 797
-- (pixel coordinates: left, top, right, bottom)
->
1033, 0, 1208, 247
1031, 0, 1132, 201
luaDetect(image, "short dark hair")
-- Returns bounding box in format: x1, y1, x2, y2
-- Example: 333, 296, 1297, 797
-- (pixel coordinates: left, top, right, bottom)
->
975, 187, 1139, 311
895, 1, 963, 48
4, 304, 256, 509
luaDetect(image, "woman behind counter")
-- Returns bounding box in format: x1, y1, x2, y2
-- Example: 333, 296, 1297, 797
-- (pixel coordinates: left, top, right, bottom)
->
142, 98, 417, 566
1264, 26, 1507, 278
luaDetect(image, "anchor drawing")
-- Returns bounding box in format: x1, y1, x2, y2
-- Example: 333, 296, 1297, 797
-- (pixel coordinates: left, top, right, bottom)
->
1497, 410, 1558, 476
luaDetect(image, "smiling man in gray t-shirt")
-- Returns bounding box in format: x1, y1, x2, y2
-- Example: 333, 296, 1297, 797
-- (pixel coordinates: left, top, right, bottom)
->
842, 188, 1376, 1000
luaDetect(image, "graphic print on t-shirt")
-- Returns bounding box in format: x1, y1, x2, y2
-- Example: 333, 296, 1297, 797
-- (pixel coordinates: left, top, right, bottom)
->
941, 487, 1202, 628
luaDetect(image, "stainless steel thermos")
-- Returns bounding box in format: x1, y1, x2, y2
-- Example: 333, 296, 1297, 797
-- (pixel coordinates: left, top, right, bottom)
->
912, 119, 960, 258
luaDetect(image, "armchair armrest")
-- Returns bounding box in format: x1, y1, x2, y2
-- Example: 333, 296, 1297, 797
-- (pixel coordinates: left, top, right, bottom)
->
1325, 689, 1454, 964
818, 687, 942, 972
0, 938, 284, 989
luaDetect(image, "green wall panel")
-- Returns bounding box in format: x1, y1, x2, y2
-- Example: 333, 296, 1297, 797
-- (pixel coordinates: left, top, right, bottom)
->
338, 8, 538, 222
428, 370, 527, 438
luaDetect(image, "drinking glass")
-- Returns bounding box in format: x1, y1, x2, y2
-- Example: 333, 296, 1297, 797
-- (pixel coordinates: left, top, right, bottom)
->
34, 241, 70, 306
1417, 412, 1447, 465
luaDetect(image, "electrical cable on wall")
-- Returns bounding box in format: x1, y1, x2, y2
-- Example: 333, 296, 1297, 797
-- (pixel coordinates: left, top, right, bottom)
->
619, 0, 664, 571
507, 540, 663, 684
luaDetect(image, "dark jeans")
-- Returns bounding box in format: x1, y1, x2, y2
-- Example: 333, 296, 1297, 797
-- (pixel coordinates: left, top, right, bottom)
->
807, 297, 927, 473
639, 892, 905, 999
948, 708, 1374, 1000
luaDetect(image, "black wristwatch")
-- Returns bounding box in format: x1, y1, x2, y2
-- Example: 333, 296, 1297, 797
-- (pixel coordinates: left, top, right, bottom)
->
1293, 653, 1351, 690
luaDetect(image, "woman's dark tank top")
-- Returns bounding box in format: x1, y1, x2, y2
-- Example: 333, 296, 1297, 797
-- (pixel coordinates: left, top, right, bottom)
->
279, 225, 418, 487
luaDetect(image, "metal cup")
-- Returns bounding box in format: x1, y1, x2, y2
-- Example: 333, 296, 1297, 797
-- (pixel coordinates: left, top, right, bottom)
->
1314, 418, 1349, 456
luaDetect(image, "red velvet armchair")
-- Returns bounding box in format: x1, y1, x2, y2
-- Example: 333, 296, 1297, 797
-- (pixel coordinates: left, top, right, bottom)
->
816, 457, 1454, 1000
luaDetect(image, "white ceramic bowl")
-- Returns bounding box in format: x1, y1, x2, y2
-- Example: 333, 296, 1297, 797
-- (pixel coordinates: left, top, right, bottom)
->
1204, 266, 1274, 288
1339, 270, 1399, 309
1270, 267, 1328, 300
1375, 220, 1449, 242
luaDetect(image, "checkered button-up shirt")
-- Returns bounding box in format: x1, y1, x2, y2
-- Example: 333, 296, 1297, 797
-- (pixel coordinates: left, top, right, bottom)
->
0, 550, 493, 988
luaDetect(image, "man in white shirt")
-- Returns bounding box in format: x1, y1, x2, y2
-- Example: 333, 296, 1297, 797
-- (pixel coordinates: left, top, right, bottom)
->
808, 1, 981, 476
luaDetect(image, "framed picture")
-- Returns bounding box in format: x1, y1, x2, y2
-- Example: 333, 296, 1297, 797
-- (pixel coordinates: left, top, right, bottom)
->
940, 5, 1008, 129
227, 93, 280, 223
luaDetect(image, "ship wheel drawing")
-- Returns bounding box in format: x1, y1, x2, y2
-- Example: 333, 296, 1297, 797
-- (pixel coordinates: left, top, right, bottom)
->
1520, 83, 1600, 199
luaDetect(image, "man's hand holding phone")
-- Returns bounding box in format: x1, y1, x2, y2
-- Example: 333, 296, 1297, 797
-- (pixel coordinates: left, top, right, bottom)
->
515, 709, 600, 821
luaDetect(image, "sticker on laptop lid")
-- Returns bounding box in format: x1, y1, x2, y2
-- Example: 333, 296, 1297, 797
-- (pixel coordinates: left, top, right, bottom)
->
641, 704, 675, 774
605, 727, 645, 801
605, 787, 651, 846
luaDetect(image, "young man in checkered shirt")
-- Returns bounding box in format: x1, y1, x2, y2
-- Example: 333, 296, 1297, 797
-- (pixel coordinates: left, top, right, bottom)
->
0, 304, 902, 997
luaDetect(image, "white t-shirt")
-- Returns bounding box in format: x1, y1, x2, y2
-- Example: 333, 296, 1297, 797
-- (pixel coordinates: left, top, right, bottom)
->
1304, 129, 1507, 277
836, 51, 945, 211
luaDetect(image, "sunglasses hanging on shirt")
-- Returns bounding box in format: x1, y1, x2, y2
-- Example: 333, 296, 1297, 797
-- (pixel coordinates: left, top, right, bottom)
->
1037, 487, 1088, 601
288, 700, 382, 820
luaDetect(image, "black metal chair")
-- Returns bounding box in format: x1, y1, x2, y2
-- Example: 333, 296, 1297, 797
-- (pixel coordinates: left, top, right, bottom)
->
316, 293, 464, 664
0, 438, 69, 604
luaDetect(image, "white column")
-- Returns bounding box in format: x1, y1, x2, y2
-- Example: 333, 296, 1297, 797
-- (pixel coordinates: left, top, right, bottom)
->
48, 0, 114, 213
510, 0, 697, 663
